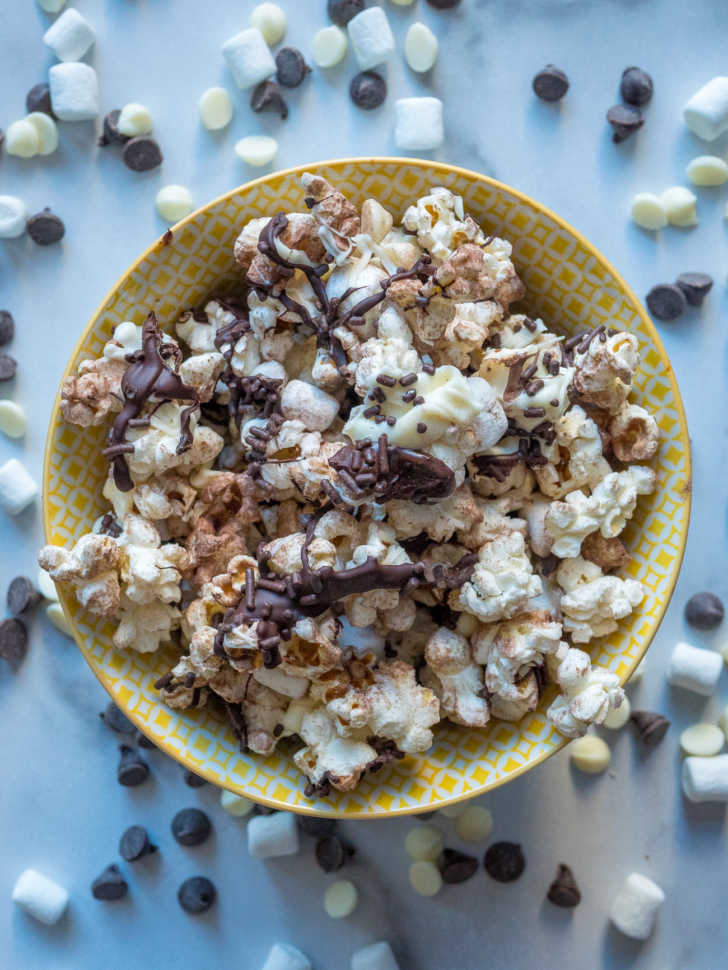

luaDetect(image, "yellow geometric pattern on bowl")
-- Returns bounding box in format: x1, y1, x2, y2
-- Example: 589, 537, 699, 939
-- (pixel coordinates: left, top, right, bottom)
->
42, 158, 691, 818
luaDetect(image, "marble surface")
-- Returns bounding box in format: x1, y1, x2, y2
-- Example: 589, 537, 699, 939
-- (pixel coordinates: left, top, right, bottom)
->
1, 0, 727, 967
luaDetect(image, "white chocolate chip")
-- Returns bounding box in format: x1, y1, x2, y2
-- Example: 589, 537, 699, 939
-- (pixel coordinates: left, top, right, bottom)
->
609, 872, 665, 940
404, 23, 438, 73
46, 602, 73, 637
118, 103, 154, 137
686, 155, 728, 186
660, 186, 698, 227
247, 811, 299, 857
680, 723, 724, 757
455, 805, 494, 843
250, 3, 287, 46
37, 567, 59, 602
348, 7, 396, 71
323, 879, 358, 918
43, 8, 95, 62
37, 0, 66, 11
0, 458, 38, 514
682, 754, 728, 802
312, 26, 347, 68
220, 790, 254, 816
394, 97, 444, 151
569, 734, 610, 774
408, 860, 442, 897
49, 62, 100, 121
667, 640, 722, 695
155, 185, 194, 223
5, 119, 40, 158
351, 942, 401, 970
630, 193, 667, 231
437, 802, 467, 819
25, 112, 59, 155
684, 77, 728, 141
390, 0, 415, 4
235, 135, 278, 167
199, 87, 234, 130
12, 869, 69, 925
404, 825, 443, 861
0, 401, 27, 438
0, 195, 28, 238
719, 704, 728, 739
261, 943, 311, 970
603, 694, 631, 730
222, 27, 276, 90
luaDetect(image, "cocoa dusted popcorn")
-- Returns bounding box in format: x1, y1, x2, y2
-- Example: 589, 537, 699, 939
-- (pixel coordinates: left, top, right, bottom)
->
39, 177, 661, 795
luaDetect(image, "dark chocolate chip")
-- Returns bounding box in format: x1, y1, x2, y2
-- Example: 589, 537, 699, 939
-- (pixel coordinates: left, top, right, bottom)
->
298, 816, 337, 838
484, 841, 525, 882
178, 876, 216, 914
117, 745, 149, 786
646, 283, 687, 321
425, 0, 462, 7
252, 803, 277, 816
350, 71, 387, 110
119, 825, 157, 862
547, 863, 581, 907
122, 136, 163, 172
685, 591, 724, 630
0, 311, 16, 347
7, 576, 41, 615
251, 80, 289, 119
620, 67, 653, 107
0, 617, 28, 664
183, 769, 207, 788
98, 110, 130, 147
276, 47, 311, 88
26, 83, 56, 118
91, 864, 128, 900
438, 848, 479, 884
532, 65, 569, 102
315, 835, 353, 872
171, 808, 211, 847
0, 354, 17, 381
134, 729, 155, 749
415, 811, 436, 821
675, 272, 713, 307
327, 0, 364, 26
606, 104, 644, 142
630, 711, 670, 746
101, 701, 135, 734
26, 208, 65, 246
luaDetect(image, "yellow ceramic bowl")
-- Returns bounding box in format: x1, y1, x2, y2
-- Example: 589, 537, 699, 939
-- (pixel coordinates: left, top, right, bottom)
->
43, 158, 691, 818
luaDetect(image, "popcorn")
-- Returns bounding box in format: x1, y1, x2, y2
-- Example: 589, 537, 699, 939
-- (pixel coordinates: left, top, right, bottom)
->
0, 459, 39, 515
12, 869, 69, 925
118, 514, 187, 605
247, 812, 300, 858
684, 77, 728, 140
38, 533, 120, 618
609, 873, 665, 940
667, 640, 723, 696
423, 627, 489, 727
293, 707, 379, 792
402, 189, 484, 262
280, 379, 340, 431
222, 28, 276, 90
43, 8, 95, 62
571, 330, 640, 413
0, 195, 28, 239
546, 642, 625, 736
49, 62, 100, 121
556, 556, 644, 643
394, 98, 444, 151
452, 531, 542, 623
347, 8, 395, 70
115, 598, 180, 653
125, 402, 223, 483
608, 403, 659, 462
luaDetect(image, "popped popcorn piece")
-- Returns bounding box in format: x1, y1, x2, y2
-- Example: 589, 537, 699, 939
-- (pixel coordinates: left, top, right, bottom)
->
347, 7, 395, 70
608, 402, 659, 462
155, 185, 194, 223
423, 627, 489, 727
405, 22, 438, 73
682, 754, 728, 802
571, 330, 640, 413
247, 812, 300, 858
223, 28, 276, 90
48, 62, 100, 121
235, 135, 278, 166
394, 98, 444, 151
198, 87, 234, 130
556, 556, 644, 643
114, 598, 180, 654
683, 76, 728, 140
451, 531, 542, 623
581, 532, 629, 571
569, 734, 611, 774
12, 869, 69, 925
43, 8, 95, 62
301, 172, 361, 257
293, 707, 379, 792
602, 692, 631, 729
280, 379, 340, 431
250, 3, 287, 46
60, 355, 126, 428
402, 189, 484, 261
0, 195, 28, 238
661, 186, 698, 227
125, 402, 223, 483
667, 640, 723, 696
38, 533, 120, 618
118, 514, 187, 605
546, 641, 625, 737
534, 405, 611, 499
609, 873, 665, 940
312, 26, 348, 68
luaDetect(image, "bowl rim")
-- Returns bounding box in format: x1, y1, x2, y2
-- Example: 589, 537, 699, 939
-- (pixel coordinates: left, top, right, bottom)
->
42, 156, 691, 817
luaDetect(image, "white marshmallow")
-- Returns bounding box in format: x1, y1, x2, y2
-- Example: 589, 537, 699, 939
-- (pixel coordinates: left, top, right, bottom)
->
667, 640, 722, 695
250, 3, 287, 46
404, 23, 438, 73
312, 26, 348, 68
12, 869, 69, 925
394, 97, 444, 151
43, 8, 95, 63
155, 185, 194, 223
684, 77, 728, 141
235, 135, 278, 167
661, 187, 698, 227
26, 113, 59, 155
603, 694, 631, 730
49, 62, 100, 121
5, 120, 40, 158
0, 401, 27, 438
348, 8, 396, 70
37, 567, 59, 602
351, 942, 401, 970
37, 0, 66, 11
680, 723, 724, 757
222, 28, 276, 90
220, 790, 254, 816
247, 811, 299, 857
682, 754, 728, 802
609, 873, 665, 940
118, 103, 153, 137
199, 87, 234, 130
630, 193, 667, 231
324, 879, 358, 918
686, 155, 728, 186
0, 458, 38, 514
261, 943, 311, 970
0, 196, 28, 238
46, 602, 73, 637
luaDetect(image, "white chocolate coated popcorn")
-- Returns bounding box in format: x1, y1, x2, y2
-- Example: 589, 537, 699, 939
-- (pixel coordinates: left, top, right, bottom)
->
547, 642, 625, 737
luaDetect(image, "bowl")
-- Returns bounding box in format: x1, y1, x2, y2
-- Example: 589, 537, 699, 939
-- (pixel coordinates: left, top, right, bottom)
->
43, 158, 691, 818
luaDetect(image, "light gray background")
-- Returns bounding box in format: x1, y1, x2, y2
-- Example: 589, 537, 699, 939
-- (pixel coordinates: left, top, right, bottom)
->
1, 1, 727, 967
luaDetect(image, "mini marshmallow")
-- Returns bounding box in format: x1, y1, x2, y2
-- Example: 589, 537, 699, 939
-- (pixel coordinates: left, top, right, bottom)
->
0, 458, 39, 514
394, 97, 444, 151
351, 942, 401, 970
261, 942, 311, 970
0, 196, 28, 239
220, 790, 254, 816
46, 602, 73, 637
222, 28, 276, 90
5, 120, 40, 158
455, 805, 494, 843
661, 186, 698, 227
348, 8, 396, 70
404, 825, 443, 861
37, 0, 66, 11
409, 860, 442, 897
686, 155, 728, 186
118, 103, 153, 137
235, 135, 278, 167
155, 185, 194, 223
630, 193, 667, 231
609, 872, 665, 940
667, 640, 722, 695
12, 869, 69, 925
682, 754, 728, 802
404, 23, 438, 73
0, 401, 27, 438
26, 113, 59, 155
38, 567, 59, 602
570, 734, 610, 774
250, 3, 287, 46
247, 811, 299, 858
199, 87, 234, 130
49, 62, 100, 121
603, 694, 631, 730
43, 8, 95, 63
680, 723, 724, 757
684, 77, 728, 141
324, 879, 358, 918
312, 26, 348, 68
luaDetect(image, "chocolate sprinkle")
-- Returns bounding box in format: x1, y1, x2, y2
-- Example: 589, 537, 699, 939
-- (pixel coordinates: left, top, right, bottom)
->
484, 842, 526, 882
329, 439, 455, 503
547, 864, 581, 907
